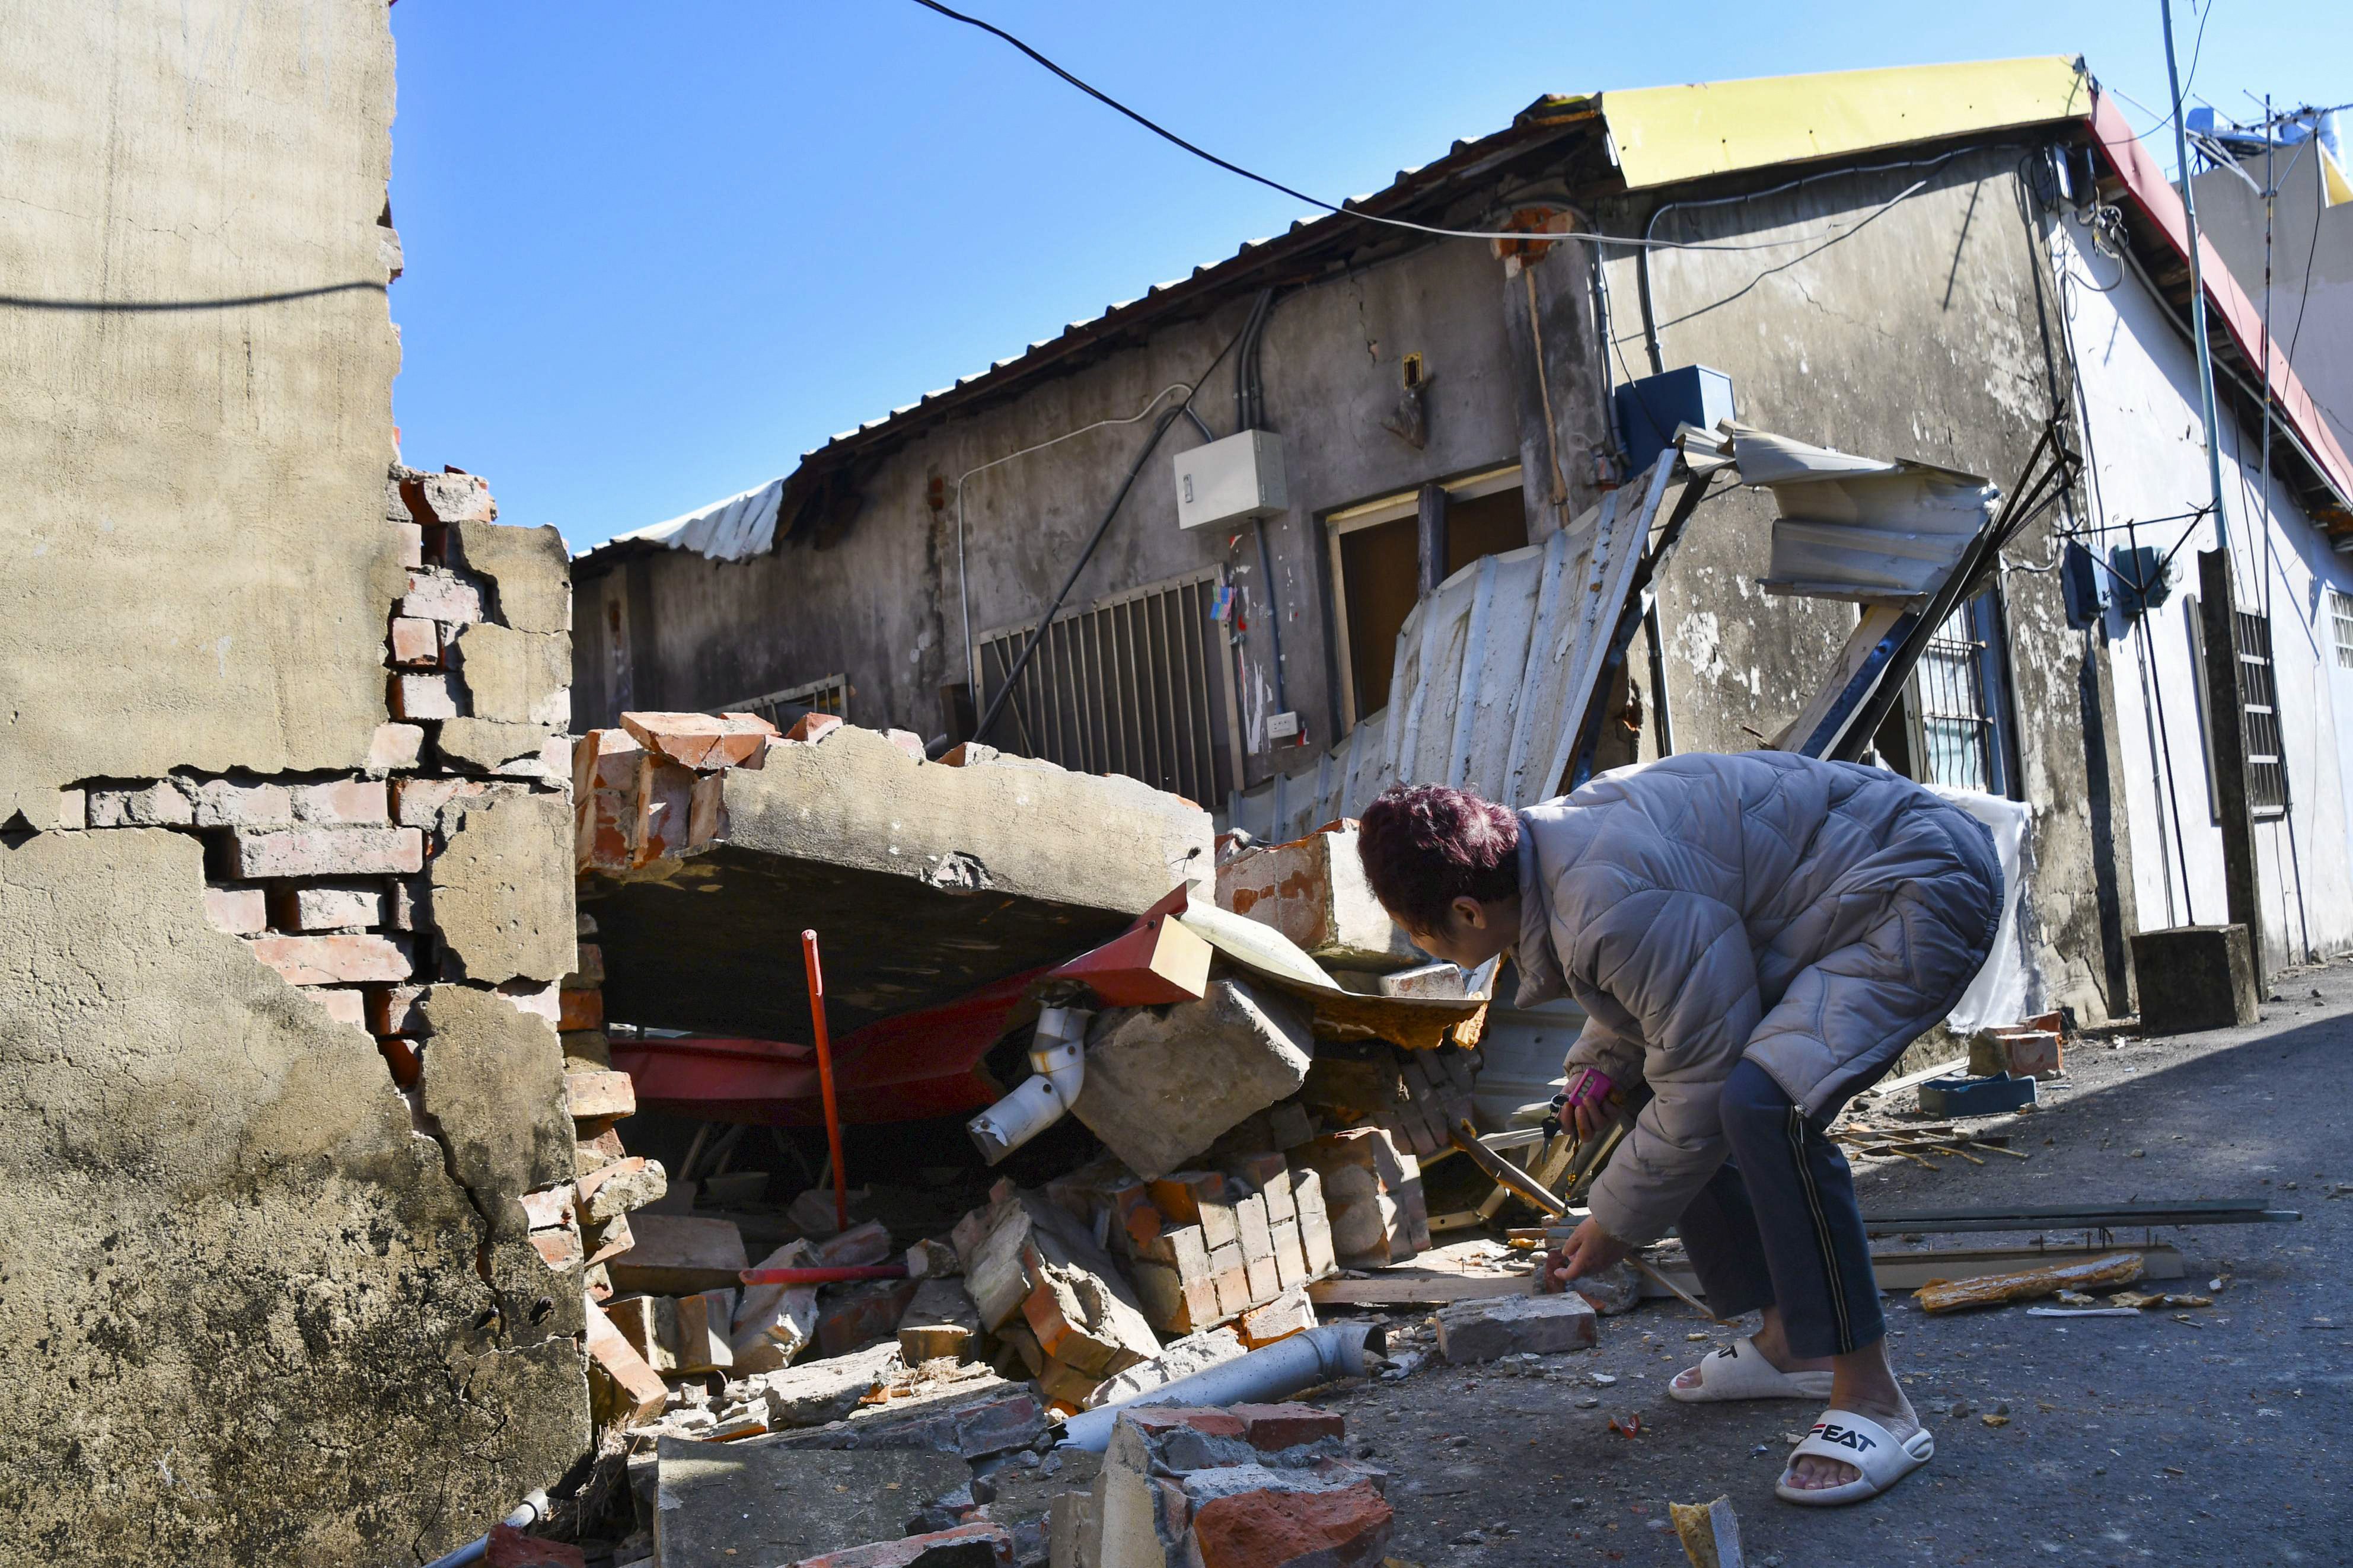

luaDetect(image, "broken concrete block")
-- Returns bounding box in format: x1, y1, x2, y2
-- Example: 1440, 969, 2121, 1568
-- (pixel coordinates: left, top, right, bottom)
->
898, 1277, 981, 1364
1434, 1291, 1596, 1363
582, 1210, 636, 1268
1215, 820, 1420, 970
1098, 1407, 1384, 1568
519, 1183, 576, 1231
391, 671, 462, 721
1074, 981, 1316, 1181
562, 1028, 611, 1071
247, 934, 412, 985
229, 826, 423, 879
187, 778, 293, 828
563, 942, 605, 988
1081, 1327, 1246, 1410
577, 1155, 667, 1222
445, 516, 572, 635
1050, 1489, 1099, 1568
289, 778, 390, 825
585, 1300, 669, 1425
954, 1187, 1154, 1351
85, 780, 195, 828
368, 721, 426, 772
454, 621, 572, 727
1972, 1028, 2062, 1081
432, 792, 575, 983
400, 468, 499, 527
620, 710, 781, 771
1238, 1286, 1317, 1349
439, 716, 565, 774
400, 565, 484, 624
748, 1342, 906, 1428
2130, 924, 2260, 1033
1020, 1246, 1160, 1382
651, 1435, 973, 1567
606, 1213, 747, 1294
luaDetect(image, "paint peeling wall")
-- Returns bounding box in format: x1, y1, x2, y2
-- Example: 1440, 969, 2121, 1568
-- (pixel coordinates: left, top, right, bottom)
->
1596, 148, 2142, 1022
2051, 216, 2353, 968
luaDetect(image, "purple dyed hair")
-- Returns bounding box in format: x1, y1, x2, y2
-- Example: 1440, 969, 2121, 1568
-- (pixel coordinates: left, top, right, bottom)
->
1354, 783, 1520, 933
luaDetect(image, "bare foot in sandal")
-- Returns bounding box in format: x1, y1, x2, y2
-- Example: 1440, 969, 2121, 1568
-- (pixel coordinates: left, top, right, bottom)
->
1671, 1306, 1831, 1396
1780, 1337, 1927, 1499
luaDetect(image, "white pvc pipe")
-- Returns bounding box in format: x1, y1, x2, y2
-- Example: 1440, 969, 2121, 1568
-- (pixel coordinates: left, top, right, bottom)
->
1055, 1322, 1388, 1452
967, 1007, 1090, 1164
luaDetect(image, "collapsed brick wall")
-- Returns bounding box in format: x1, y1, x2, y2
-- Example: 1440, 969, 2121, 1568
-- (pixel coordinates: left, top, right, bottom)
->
0, 470, 594, 1562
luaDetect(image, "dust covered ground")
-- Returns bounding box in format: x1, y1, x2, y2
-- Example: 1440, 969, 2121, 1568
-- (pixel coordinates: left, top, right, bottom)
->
1297, 956, 2353, 1566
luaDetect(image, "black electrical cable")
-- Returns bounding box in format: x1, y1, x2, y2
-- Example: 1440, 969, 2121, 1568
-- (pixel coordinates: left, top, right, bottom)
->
965, 318, 1249, 750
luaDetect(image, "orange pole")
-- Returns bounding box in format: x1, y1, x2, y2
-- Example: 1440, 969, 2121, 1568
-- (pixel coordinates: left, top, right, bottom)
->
802, 928, 850, 1234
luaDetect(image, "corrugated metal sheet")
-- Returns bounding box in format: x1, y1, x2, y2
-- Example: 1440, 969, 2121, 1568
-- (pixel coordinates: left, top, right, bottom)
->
588, 477, 785, 564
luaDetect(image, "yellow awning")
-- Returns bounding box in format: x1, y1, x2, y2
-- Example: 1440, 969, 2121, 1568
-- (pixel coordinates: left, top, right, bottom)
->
1601, 56, 2091, 190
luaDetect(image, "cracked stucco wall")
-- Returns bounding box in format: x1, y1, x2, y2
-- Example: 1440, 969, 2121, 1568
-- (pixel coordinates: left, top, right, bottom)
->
1599, 148, 2140, 1023
0, 4, 590, 1562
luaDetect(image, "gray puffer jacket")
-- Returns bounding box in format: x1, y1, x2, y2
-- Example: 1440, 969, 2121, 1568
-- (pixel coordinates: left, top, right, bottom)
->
1513, 751, 2001, 1246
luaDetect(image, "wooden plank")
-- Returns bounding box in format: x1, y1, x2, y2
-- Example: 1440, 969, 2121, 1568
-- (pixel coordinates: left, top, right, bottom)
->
1634, 1244, 2186, 1302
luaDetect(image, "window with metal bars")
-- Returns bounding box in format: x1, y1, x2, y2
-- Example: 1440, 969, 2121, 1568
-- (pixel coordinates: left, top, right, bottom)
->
2233, 609, 2288, 818
2329, 587, 2353, 672
1904, 590, 2011, 796
718, 672, 850, 730
974, 569, 1237, 806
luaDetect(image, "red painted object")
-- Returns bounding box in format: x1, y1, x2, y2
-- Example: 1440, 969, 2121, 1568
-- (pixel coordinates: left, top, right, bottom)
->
804, 930, 850, 1234
608, 890, 1199, 1127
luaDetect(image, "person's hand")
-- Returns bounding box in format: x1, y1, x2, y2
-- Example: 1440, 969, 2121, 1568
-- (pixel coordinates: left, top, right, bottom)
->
1549, 1216, 1631, 1285
1560, 1066, 1613, 1141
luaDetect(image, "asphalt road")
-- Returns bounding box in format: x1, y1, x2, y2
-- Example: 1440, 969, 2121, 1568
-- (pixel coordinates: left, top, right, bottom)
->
1318, 954, 2353, 1567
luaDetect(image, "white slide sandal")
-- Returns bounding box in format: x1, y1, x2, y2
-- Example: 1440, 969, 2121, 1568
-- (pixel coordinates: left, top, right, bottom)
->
1774, 1408, 1934, 1506
1667, 1337, 1837, 1403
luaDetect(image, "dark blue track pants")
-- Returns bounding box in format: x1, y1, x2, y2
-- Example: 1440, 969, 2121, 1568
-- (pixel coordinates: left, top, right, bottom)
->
1675, 1059, 1883, 1359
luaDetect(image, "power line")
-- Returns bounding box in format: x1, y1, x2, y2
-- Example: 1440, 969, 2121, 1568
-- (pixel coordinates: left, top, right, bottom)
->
906, 0, 1941, 256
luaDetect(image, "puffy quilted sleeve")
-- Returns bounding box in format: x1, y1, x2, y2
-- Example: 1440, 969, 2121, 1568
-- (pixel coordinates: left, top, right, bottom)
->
1573, 889, 1764, 1246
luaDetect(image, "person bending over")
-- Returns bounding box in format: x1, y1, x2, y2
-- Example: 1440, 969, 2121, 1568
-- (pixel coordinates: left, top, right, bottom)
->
1355, 752, 2000, 1506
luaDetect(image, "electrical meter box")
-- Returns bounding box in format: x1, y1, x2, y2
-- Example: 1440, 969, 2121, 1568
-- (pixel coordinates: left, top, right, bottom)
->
1174, 430, 1288, 531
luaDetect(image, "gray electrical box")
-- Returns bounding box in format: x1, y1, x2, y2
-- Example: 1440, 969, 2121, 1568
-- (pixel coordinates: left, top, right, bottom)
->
1174, 430, 1287, 531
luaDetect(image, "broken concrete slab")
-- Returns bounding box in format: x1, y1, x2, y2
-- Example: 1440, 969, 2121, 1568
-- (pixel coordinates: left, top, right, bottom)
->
786, 1521, 1015, 1568
1071, 980, 1315, 1181
1080, 1328, 1245, 1410
582, 722, 1213, 1042
606, 1213, 748, 1295
650, 1437, 971, 1568
1096, 1406, 1387, 1568
431, 793, 575, 983
1433, 1291, 1596, 1363
452, 621, 571, 728
445, 517, 572, 635
745, 1342, 908, 1429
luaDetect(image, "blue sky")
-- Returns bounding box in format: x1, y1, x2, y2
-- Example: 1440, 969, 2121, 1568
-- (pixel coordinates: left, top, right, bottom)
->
385, 1, 2351, 551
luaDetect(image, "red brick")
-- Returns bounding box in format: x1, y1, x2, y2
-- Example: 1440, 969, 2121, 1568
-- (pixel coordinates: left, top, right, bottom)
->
591, 727, 643, 789
393, 775, 491, 828
1126, 1406, 1249, 1442
483, 1523, 585, 1568
390, 672, 460, 720
230, 826, 423, 878
688, 771, 726, 847
559, 988, 604, 1032
188, 778, 292, 828
584, 1300, 668, 1425
201, 885, 269, 935
567, 1070, 636, 1122
367, 983, 430, 1036
783, 712, 843, 745
283, 883, 384, 930
630, 755, 696, 866
312, 989, 369, 1028
787, 1521, 1013, 1568
391, 520, 425, 570
248, 934, 412, 985
291, 778, 388, 824
529, 1227, 584, 1270
619, 710, 779, 771
520, 1184, 577, 1229
400, 468, 498, 526
86, 782, 193, 828
387, 615, 441, 668
1188, 1480, 1392, 1568
1994, 1030, 2064, 1080
367, 722, 425, 772
399, 567, 484, 624
814, 1277, 920, 1358
881, 728, 927, 760
1232, 1403, 1345, 1451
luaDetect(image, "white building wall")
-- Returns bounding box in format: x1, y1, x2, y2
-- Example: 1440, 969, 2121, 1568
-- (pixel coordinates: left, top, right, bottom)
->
2051, 215, 2353, 967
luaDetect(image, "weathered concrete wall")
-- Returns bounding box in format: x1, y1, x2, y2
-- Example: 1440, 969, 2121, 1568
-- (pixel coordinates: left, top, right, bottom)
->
0, 4, 591, 1561
2051, 215, 2353, 968
0, 2, 406, 825
1597, 151, 2141, 1021
572, 237, 1582, 787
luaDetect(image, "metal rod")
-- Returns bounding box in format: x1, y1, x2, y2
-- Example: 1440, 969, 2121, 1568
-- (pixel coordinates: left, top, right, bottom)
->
801, 928, 850, 1234
2161, 0, 2234, 560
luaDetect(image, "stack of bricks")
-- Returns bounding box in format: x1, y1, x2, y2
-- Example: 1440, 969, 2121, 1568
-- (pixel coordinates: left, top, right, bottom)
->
557, 925, 669, 1310
1047, 1154, 1340, 1347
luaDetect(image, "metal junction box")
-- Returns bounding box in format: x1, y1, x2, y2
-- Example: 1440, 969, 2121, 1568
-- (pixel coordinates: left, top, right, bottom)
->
1174, 430, 1288, 531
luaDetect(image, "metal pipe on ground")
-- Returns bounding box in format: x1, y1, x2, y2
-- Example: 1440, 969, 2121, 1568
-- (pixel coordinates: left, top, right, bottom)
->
419, 1491, 549, 1568
1055, 1321, 1387, 1452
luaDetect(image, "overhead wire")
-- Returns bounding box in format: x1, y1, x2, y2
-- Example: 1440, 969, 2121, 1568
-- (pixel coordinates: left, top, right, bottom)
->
907, 0, 1952, 256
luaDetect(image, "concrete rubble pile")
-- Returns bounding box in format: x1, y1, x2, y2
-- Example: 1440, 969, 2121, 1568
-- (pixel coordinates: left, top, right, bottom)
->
558, 744, 1620, 1564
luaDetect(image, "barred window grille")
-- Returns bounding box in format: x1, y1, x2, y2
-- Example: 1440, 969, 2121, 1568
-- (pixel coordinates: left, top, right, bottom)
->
2234, 609, 2287, 818
720, 673, 850, 730
1909, 592, 2009, 795
975, 569, 1233, 806
2329, 588, 2353, 672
